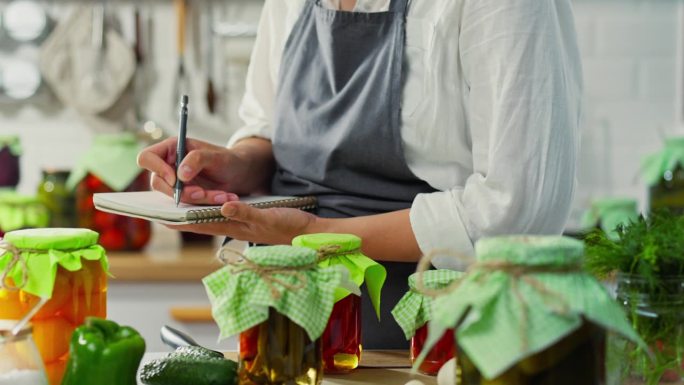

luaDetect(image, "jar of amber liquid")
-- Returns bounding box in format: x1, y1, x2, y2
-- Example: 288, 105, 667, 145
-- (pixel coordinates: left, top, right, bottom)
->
0, 228, 108, 385
239, 308, 322, 385
76, 172, 151, 251
411, 325, 455, 376
649, 165, 684, 215
456, 322, 605, 385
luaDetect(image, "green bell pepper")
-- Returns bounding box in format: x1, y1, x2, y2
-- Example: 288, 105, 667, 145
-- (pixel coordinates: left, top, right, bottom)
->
61, 317, 146, 385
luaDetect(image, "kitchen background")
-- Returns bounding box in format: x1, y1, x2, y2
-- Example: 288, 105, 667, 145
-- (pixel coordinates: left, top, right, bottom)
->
0, 0, 682, 350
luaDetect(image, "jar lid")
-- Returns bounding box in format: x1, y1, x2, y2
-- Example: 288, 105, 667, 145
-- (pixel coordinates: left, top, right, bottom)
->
243, 245, 317, 267
4, 228, 99, 250
475, 235, 583, 266
292, 233, 361, 253
0, 320, 32, 339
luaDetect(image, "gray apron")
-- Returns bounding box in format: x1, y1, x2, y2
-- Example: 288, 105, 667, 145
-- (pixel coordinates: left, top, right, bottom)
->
271, 0, 436, 349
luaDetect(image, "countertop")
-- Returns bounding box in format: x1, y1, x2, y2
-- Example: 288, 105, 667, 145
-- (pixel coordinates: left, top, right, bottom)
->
138, 350, 437, 385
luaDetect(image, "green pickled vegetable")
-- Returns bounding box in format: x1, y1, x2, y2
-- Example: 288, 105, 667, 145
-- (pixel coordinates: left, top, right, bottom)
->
139, 346, 237, 385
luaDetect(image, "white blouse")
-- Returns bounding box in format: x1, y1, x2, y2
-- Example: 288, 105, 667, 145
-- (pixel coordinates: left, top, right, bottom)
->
228, 0, 583, 268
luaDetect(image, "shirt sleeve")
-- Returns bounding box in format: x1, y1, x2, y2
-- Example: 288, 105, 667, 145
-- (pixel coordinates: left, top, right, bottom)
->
227, 0, 286, 147
410, 0, 582, 269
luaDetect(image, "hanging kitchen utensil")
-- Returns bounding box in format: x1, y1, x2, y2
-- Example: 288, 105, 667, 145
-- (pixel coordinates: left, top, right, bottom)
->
39, 5, 135, 115
172, 0, 190, 117
204, 0, 217, 115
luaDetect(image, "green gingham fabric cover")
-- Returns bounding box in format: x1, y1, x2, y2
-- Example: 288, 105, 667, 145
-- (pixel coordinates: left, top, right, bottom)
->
0, 228, 108, 298
418, 236, 644, 380
292, 233, 386, 319
391, 269, 461, 340
66, 133, 144, 192
642, 137, 684, 186
0, 191, 49, 232
580, 197, 639, 239
203, 245, 346, 341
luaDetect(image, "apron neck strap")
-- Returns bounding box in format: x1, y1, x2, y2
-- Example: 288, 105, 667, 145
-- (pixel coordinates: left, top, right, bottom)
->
389, 0, 410, 13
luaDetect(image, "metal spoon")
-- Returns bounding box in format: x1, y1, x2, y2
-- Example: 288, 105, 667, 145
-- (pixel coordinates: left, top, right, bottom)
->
160, 325, 223, 356
11, 297, 48, 336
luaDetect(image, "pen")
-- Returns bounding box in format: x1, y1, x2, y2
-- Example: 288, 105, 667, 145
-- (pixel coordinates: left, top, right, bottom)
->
174, 95, 189, 207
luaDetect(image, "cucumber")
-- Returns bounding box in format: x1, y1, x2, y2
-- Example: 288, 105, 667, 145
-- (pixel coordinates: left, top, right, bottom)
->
139, 347, 237, 385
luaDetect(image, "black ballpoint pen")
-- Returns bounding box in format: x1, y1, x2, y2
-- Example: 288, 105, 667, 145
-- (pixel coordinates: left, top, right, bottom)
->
174, 95, 189, 207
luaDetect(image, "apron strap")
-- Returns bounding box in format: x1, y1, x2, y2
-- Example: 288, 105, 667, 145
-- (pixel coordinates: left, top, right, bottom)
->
389, 0, 410, 13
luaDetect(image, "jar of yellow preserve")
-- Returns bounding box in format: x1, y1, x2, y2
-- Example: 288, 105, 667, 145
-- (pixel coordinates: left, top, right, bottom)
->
293, 233, 386, 374
0, 228, 108, 385
414, 236, 645, 385
204, 245, 356, 385
0, 191, 49, 237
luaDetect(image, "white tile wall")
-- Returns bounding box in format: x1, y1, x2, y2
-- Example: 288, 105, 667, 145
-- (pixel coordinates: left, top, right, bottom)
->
568, 0, 683, 229
1, 0, 683, 231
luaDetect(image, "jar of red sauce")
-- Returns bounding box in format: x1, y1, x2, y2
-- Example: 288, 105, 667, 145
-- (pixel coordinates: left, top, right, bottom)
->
67, 133, 151, 251
392, 270, 461, 375
292, 233, 386, 374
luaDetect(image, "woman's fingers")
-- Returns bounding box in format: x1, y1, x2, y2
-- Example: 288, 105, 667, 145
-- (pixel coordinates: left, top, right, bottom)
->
137, 139, 177, 186
182, 185, 239, 205
221, 202, 260, 222
178, 149, 220, 183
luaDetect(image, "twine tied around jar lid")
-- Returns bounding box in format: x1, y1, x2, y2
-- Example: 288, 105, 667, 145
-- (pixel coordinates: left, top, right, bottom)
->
414, 249, 581, 351
0, 239, 27, 291
217, 245, 316, 300
315, 244, 363, 262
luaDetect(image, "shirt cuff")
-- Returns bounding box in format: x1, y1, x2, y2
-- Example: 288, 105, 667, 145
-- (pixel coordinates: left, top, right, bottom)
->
227, 125, 272, 148
410, 190, 475, 270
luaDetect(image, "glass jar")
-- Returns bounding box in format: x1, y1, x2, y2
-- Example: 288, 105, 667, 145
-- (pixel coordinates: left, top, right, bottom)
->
239, 308, 323, 385
615, 273, 684, 384
292, 233, 386, 374
0, 321, 49, 385
411, 325, 455, 376
0, 135, 20, 188
0, 192, 49, 237
321, 294, 361, 373
649, 165, 684, 215
37, 170, 77, 228
0, 228, 108, 385
417, 236, 642, 385
457, 321, 606, 385
76, 172, 151, 251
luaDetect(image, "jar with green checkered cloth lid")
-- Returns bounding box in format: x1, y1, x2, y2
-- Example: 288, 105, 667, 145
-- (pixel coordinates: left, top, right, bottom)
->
391, 269, 461, 375
203, 245, 356, 385
292, 233, 387, 374
0, 191, 49, 237
414, 235, 645, 385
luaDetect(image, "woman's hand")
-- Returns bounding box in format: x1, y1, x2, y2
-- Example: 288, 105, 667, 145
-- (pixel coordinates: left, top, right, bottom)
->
169, 202, 322, 245
137, 137, 275, 205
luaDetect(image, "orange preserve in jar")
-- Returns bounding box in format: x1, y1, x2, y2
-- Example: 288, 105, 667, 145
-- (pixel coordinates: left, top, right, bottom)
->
392, 270, 461, 375
292, 233, 386, 374
0, 228, 108, 385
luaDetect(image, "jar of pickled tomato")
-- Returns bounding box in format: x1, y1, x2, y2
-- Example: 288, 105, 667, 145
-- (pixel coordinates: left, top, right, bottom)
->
0, 228, 108, 385
67, 133, 151, 251
392, 270, 460, 375
292, 233, 386, 374
204, 245, 354, 385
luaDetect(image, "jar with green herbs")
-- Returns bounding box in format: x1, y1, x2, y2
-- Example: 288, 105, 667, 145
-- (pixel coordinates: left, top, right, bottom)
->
416, 236, 644, 385
643, 137, 684, 214
616, 273, 684, 384
37, 169, 77, 228
292, 233, 386, 374
580, 198, 639, 240
203, 245, 354, 385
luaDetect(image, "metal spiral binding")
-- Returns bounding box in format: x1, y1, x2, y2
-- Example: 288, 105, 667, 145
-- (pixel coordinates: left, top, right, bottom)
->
186, 197, 317, 223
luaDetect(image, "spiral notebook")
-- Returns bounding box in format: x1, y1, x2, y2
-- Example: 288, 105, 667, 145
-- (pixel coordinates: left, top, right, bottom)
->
93, 191, 317, 225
